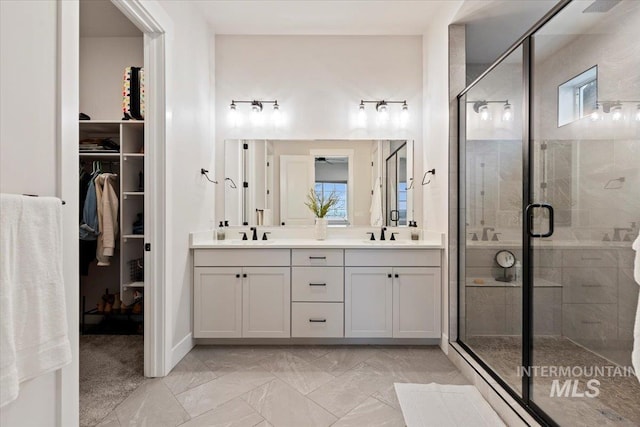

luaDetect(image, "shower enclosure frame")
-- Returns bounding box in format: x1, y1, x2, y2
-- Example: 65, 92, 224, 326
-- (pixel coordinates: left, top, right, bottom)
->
456, 1, 573, 426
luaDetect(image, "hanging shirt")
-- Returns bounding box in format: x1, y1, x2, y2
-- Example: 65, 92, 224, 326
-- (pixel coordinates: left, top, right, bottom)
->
79, 177, 99, 241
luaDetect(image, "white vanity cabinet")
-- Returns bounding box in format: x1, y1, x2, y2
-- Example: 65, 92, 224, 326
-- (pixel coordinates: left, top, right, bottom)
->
344, 250, 441, 339
193, 249, 290, 338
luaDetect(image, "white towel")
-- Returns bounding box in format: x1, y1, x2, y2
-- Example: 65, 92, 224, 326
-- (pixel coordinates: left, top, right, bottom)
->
0, 194, 72, 407
632, 232, 640, 383
370, 177, 383, 226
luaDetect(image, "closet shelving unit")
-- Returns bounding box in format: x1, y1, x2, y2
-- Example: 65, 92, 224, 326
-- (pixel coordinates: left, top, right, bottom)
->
79, 120, 145, 333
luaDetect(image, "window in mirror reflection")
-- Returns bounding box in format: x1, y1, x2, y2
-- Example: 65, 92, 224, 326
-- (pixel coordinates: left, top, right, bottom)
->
557, 65, 597, 126
315, 156, 349, 225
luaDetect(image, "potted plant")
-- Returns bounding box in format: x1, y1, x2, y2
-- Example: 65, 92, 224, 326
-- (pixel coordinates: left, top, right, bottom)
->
304, 188, 339, 240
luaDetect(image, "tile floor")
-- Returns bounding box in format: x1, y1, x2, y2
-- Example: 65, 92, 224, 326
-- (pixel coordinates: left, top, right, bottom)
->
93, 345, 470, 427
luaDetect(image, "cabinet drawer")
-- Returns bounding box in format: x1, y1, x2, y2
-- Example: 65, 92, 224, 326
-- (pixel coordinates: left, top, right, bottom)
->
194, 249, 290, 267
292, 267, 344, 302
292, 249, 343, 266
562, 250, 616, 268
292, 303, 344, 337
345, 249, 440, 267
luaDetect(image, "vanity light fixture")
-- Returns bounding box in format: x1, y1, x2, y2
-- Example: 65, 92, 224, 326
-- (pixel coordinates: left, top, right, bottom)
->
469, 100, 510, 122
358, 99, 409, 126
229, 99, 281, 127
610, 104, 623, 121
594, 100, 640, 122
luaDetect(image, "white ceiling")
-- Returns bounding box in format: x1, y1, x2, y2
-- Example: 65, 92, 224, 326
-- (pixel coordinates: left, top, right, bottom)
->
190, 0, 456, 35
80, 0, 141, 37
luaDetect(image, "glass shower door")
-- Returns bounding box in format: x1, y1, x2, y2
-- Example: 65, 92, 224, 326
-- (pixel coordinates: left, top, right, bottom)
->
530, 1, 640, 425
459, 45, 525, 396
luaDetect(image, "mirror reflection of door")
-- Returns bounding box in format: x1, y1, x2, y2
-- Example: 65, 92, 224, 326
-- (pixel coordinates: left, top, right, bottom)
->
385, 143, 408, 226
314, 156, 349, 225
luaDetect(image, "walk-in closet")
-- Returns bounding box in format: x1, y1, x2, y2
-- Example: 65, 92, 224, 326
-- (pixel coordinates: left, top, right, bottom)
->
78, 1, 148, 424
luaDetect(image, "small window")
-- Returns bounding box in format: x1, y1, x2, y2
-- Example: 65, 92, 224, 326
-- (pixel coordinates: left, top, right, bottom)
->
558, 66, 597, 126
314, 182, 348, 225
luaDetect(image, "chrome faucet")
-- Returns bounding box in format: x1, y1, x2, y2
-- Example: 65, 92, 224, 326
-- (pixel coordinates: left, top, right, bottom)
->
481, 227, 495, 241
612, 227, 632, 242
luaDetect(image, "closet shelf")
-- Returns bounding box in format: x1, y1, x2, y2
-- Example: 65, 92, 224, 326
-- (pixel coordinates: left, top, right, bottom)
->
122, 234, 144, 239
122, 153, 144, 158
79, 120, 144, 124
123, 281, 144, 289
79, 152, 120, 158
123, 192, 144, 196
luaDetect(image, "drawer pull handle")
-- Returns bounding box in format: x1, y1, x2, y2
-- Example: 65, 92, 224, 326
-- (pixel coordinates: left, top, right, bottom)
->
581, 320, 602, 325
309, 256, 327, 260
581, 284, 602, 288
309, 318, 327, 323
309, 283, 327, 287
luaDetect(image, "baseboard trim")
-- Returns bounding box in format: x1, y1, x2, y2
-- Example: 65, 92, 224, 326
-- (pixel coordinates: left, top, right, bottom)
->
171, 333, 195, 369
440, 333, 449, 354
194, 338, 441, 346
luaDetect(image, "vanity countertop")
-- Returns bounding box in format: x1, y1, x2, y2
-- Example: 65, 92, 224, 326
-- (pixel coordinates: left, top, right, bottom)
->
190, 238, 444, 249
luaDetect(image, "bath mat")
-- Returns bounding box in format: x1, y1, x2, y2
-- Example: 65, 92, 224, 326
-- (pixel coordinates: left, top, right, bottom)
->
395, 383, 505, 427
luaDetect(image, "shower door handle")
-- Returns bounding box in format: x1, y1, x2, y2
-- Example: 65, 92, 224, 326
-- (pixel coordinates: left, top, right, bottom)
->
526, 203, 554, 238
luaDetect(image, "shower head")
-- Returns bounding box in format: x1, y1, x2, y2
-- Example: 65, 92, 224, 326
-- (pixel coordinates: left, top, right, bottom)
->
604, 176, 625, 189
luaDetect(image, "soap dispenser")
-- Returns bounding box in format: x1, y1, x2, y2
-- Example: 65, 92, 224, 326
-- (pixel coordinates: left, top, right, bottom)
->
216, 221, 225, 241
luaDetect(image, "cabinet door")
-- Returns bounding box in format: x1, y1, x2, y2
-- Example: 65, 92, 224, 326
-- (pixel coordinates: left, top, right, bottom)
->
393, 267, 441, 338
242, 267, 291, 338
194, 267, 242, 338
345, 267, 392, 337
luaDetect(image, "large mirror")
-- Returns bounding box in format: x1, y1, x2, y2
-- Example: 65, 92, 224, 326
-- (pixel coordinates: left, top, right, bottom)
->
223, 139, 414, 227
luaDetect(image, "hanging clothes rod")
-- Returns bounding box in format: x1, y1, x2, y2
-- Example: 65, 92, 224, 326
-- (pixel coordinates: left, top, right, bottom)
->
22, 194, 66, 205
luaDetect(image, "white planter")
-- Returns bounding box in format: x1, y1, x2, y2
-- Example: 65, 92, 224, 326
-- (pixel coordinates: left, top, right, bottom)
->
314, 218, 328, 240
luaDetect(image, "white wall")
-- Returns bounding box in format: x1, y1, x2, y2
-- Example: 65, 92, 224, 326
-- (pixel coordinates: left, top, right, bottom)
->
0, 1, 79, 426
214, 35, 423, 222
155, 1, 216, 365
422, 1, 465, 349
80, 36, 143, 120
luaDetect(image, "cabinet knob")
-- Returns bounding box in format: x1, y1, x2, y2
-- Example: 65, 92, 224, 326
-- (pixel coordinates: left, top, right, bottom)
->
243, 273, 247, 278
235, 274, 240, 278
394, 274, 399, 278
387, 273, 392, 278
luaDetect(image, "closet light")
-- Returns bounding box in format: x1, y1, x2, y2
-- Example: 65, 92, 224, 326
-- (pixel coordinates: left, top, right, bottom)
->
502, 102, 512, 121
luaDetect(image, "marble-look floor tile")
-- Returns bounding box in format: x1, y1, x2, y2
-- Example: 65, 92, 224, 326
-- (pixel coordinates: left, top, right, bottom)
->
178, 398, 264, 427
95, 411, 120, 427
175, 366, 275, 418
115, 379, 189, 427
259, 352, 334, 395
283, 346, 332, 362
366, 347, 458, 381
332, 397, 405, 427
242, 378, 337, 427
192, 346, 278, 376
307, 362, 391, 418
310, 346, 379, 376
253, 420, 273, 427
163, 352, 217, 395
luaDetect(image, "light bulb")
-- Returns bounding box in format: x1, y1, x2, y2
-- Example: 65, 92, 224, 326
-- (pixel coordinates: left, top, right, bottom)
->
590, 103, 601, 121
228, 101, 239, 127
251, 101, 263, 113
357, 102, 367, 127
502, 102, 512, 121
400, 102, 409, 127
376, 101, 389, 125
479, 104, 489, 121
611, 104, 622, 121
635, 104, 640, 121
272, 102, 282, 127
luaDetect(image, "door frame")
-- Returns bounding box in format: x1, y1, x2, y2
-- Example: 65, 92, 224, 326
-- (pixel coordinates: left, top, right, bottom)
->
59, 6, 169, 425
